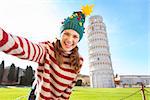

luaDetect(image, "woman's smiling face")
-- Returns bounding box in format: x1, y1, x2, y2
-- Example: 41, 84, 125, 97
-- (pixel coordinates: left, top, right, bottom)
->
60, 29, 80, 52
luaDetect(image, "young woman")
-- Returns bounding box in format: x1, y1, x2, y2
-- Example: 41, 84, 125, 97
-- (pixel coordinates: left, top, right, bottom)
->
0, 5, 93, 100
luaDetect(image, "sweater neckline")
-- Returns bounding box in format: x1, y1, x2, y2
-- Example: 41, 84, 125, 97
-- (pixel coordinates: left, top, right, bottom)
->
61, 51, 72, 57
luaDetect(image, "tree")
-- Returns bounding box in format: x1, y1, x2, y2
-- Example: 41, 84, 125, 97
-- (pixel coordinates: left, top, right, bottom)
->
25, 66, 34, 85
15, 67, 19, 82
20, 65, 34, 86
7, 63, 16, 82
0, 60, 4, 83
20, 76, 26, 85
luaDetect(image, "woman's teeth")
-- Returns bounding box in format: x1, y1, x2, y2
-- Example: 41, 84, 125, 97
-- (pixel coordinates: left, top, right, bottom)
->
65, 42, 72, 46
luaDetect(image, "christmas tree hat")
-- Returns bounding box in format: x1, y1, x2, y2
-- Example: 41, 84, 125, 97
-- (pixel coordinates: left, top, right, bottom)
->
60, 4, 94, 41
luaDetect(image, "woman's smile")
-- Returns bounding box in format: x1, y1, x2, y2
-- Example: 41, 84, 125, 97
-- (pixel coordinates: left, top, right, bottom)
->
60, 29, 79, 52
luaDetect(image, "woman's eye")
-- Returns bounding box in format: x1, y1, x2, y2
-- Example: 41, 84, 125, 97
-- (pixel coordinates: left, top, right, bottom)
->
73, 35, 79, 38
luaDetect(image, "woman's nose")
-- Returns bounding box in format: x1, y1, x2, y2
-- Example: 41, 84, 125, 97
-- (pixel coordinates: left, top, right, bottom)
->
66, 37, 73, 44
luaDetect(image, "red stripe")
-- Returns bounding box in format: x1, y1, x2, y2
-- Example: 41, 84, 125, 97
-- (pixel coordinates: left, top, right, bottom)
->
43, 68, 69, 87
40, 93, 54, 100
68, 86, 72, 89
12, 36, 24, 56
30, 42, 36, 61
63, 61, 71, 65
45, 59, 75, 81
49, 45, 54, 51
47, 42, 54, 51
43, 77, 63, 93
25, 38, 30, 59
50, 81, 62, 93
62, 54, 70, 58
4, 41, 18, 53
61, 95, 69, 99
0, 30, 8, 47
41, 86, 58, 98
50, 73, 68, 87
11, 36, 25, 56
17, 36, 23, 48
41, 84, 51, 92
37, 74, 42, 80
45, 59, 50, 65
50, 65, 74, 81
64, 91, 71, 95
12, 51, 25, 56
43, 77, 50, 83
37, 45, 43, 62
37, 69, 43, 73
39, 63, 44, 66
44, 68, 69, 87
44, 68, 49, 74
45, 60, 74, 80
48, 55, 76, 74
35, 44, 41, 62
38, 46, 44, 63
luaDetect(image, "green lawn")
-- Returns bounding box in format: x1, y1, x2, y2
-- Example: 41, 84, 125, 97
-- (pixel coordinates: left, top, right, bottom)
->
70, 87, 150, 100
0, 86, 149, 100
0, 86, 30, 100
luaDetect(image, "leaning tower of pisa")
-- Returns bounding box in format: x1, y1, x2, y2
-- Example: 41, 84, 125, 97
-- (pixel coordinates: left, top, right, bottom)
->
87, 15, 115, 88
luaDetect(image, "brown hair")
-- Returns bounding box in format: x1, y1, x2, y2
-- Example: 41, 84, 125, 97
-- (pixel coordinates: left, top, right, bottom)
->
53, 39, 81, 73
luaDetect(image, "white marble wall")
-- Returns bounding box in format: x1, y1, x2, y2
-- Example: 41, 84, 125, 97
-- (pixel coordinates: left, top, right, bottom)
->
88, 15, 115, 88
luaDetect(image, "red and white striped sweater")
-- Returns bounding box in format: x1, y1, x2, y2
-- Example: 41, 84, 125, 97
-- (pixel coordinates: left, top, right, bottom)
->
0, 28, 83, 100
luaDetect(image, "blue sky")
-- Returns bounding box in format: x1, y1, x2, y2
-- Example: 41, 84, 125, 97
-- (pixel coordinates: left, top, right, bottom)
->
0, 0, 149, 75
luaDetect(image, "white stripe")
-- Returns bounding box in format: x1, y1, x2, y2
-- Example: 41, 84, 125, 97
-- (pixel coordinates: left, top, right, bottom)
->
0, 34, 15, 52
42, 80, 61, 97
38, 43, 46, 63
62, 92, 70, 99
28, 41, 35, 60
8, 36, 23, 55
36, 44, 44, 63
40, 83, 57, 99
45, 42, 54, 54
52, 62, 76, 78
12, 37, 29, 58
44, 63, 74, 84
49, 76, 66, 91
46, 55, 77, 78
32, 44, 40, 62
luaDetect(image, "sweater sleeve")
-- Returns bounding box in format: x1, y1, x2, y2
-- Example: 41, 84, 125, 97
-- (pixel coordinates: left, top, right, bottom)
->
0, 27, 46, 64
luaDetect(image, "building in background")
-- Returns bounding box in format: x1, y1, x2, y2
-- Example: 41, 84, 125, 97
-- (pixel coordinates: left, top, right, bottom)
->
87, 15, 115, 88
114, 75, 150, 88
76, 74, 90, 86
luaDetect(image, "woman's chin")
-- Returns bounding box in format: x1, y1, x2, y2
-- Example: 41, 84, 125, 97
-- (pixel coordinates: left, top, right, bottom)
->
63, 48, 72, 52
62, 46, 72, 52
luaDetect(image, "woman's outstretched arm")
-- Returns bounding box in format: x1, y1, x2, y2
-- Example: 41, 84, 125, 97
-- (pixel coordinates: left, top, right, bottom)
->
0, 27, 46, 64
